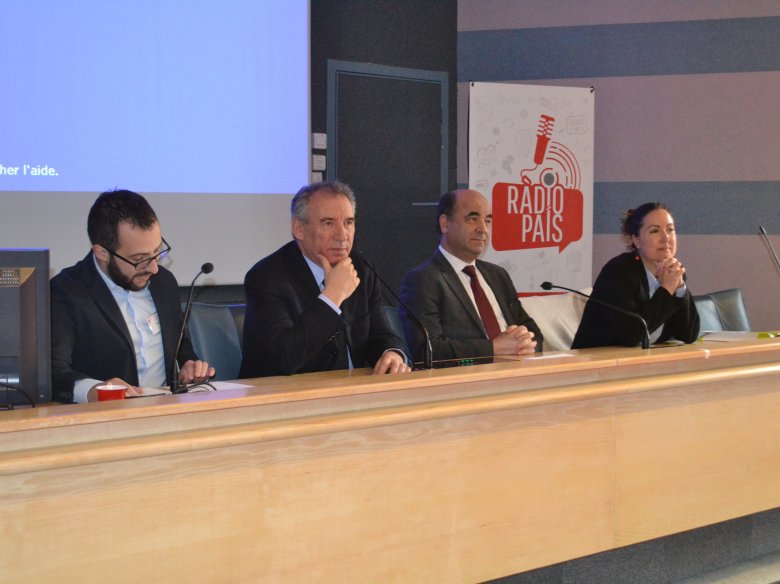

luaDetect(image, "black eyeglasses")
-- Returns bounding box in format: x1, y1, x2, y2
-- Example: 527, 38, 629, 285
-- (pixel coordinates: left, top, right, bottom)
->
107, 238, 172, 271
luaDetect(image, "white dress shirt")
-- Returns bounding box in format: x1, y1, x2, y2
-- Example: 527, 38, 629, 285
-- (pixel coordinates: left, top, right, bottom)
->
438, 245, 509, 332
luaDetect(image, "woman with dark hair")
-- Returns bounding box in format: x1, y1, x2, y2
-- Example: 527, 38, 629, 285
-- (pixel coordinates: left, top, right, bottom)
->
571, 202, 700, 349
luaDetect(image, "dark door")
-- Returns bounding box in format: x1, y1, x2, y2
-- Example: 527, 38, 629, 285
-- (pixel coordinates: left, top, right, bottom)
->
327, 61, 448, 299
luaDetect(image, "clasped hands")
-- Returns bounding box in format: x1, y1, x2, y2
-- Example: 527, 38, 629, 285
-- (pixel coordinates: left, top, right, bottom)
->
493, 325, 537, 356
654, 257, 686, 294
88, 359, 215, 401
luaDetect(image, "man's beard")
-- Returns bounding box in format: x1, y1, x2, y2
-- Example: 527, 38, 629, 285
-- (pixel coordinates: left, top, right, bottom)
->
108, 257, 152, 292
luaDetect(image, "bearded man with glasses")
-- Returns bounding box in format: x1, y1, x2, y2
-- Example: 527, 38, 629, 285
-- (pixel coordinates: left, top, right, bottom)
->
50, 189, 214, 403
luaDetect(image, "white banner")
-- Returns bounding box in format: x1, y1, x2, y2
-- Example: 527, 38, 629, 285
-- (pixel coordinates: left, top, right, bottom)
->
469, 82, 594, 293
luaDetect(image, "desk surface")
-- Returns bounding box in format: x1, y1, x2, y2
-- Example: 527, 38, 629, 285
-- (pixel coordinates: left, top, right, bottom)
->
3, 337, 779, 433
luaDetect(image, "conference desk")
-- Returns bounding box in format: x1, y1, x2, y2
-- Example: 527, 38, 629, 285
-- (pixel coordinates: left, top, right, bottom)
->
2, 339, 780, 583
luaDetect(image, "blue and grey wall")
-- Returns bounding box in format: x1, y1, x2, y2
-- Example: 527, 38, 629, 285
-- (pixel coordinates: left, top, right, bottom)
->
457, 2, 780, 330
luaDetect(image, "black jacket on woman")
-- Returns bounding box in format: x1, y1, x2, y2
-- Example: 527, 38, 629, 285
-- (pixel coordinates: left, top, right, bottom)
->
571, 252, 700, 349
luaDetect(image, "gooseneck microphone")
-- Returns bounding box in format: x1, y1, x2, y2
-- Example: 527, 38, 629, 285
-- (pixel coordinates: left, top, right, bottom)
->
170, 262, 214, 394
354, 253, 433, 370
759, 226, 780, 274
541, 281, 650, 349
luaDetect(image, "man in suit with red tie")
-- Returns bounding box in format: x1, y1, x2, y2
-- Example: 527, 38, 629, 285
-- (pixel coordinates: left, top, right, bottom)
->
399, 189, 543, 363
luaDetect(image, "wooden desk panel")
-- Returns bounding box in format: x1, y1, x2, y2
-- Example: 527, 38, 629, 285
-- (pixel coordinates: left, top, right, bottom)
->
615, 367, 780, 545
1, 396, 616, 583
1, 340, 780, 582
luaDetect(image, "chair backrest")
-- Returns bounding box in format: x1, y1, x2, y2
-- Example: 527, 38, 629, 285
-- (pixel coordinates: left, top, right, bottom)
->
384, 305, 411, 359
187, 302, 245, 380
520, 288, 591, 352
693, 288, 751, 332
228, 303, 246, 350
693, 296, 721, 332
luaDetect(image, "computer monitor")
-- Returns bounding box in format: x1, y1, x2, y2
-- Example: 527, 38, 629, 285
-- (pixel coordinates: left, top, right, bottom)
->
0, 249, 51, 406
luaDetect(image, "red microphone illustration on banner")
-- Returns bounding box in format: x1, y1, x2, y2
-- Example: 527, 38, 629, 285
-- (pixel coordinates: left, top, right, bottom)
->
492, 115, 584, 252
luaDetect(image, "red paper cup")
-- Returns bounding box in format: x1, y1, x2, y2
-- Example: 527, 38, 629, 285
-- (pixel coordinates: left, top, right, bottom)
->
96, 384, 126, 401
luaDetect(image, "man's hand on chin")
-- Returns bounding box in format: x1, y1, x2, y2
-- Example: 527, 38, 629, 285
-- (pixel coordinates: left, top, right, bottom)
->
318, 254, 360, 307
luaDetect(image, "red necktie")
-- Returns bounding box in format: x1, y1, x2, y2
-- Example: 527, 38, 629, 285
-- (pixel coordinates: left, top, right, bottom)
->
462, 265, 501, 340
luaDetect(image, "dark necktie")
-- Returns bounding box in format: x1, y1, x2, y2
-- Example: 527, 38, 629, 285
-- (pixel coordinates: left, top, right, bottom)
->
321, 278, 352, 369
462, 265, 501, 340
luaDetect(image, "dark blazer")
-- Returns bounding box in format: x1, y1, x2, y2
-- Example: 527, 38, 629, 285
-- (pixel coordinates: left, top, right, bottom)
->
50, 253, 198, 403
240, 241, 405, 378
399, 249, 544, 362
571, 252, 700, 349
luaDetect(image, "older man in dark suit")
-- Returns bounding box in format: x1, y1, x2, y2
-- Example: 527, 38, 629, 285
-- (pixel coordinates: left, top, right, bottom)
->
399, 189, 543, 363
240, 180, 410, 378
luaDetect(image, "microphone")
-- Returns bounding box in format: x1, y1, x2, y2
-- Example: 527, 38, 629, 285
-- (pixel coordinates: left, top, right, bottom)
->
540, 281, 650, 349
170, 262, 214, 394
759, 225, 780, 274
353, 252, 433, 370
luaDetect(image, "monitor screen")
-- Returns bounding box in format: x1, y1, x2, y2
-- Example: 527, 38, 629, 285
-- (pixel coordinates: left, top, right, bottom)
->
0, 249, 50, 405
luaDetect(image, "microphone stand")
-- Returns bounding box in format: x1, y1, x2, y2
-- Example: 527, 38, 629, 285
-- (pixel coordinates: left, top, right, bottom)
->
541, 281, 650, 349
354, 253, 433, 370
170, 263, 214, 394
0, 379, 35, 409
759, 226, 780, 273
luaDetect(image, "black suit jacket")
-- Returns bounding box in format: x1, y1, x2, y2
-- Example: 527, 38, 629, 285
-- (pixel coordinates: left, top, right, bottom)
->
399, 249, 544, 362
50, 253, 197, 403
571, 252, 700, 349
240, 241, 405, 378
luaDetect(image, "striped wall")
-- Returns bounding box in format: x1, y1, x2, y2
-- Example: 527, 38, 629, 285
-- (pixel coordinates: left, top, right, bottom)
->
458, 2, 780, 329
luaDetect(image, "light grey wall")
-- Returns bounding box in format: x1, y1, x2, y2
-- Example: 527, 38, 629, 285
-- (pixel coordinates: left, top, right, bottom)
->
0, 192, 293, 285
